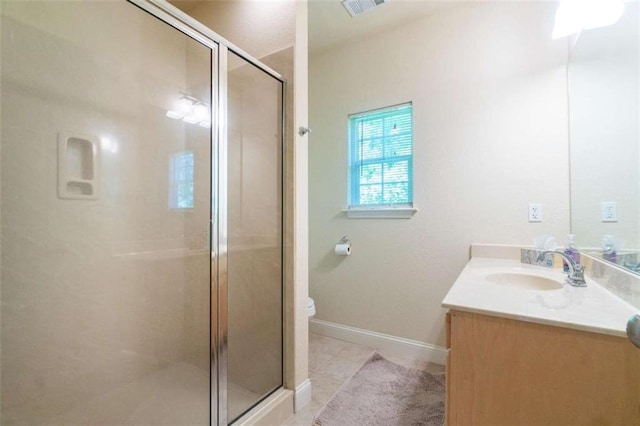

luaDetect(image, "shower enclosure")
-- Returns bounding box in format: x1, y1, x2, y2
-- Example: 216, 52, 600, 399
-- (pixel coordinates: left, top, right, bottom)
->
0, 1, 284, 424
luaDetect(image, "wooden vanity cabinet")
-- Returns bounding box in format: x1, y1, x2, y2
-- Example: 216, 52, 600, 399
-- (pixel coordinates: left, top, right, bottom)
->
445, 310, 640, 425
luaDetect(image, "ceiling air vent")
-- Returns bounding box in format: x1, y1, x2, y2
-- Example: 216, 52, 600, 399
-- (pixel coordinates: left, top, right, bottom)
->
342, 0, 387, 17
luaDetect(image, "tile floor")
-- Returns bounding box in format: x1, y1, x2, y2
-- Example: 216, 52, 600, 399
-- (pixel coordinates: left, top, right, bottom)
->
282, 333, 445, 426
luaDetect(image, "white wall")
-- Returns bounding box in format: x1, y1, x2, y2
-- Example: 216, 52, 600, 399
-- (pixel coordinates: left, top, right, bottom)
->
309, 2, 570, 347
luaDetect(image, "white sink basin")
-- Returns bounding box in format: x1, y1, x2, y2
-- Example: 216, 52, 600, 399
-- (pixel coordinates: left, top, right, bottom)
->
485, 272, 563, 291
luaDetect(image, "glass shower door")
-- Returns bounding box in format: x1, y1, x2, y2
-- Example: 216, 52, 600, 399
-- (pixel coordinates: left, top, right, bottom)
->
0, 2, 213, 424
224, 51, 284, 423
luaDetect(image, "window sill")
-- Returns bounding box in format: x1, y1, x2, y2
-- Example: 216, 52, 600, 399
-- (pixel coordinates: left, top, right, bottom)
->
343, 207, 418, 219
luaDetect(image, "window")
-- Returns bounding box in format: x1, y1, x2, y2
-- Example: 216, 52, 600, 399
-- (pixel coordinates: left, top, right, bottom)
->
348, 103, 415, 218
169, 151, 194, 209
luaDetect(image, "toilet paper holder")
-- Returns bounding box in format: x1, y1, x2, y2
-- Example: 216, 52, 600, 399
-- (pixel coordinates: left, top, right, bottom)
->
334, 236, 352, 256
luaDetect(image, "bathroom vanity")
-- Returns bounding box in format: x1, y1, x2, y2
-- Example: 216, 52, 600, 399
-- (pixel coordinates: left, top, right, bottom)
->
443, 248, 640, 425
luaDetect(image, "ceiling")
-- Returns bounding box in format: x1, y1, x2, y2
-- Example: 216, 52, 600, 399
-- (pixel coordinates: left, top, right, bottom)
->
309, 0, 451, 54
167, 0, 451, 54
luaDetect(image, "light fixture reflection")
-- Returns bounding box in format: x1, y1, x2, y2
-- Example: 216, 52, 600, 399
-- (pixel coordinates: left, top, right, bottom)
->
166, 93, 211, 128
100, 136, 119, 154
166, 110, 183, 119
552, 0, 626, 39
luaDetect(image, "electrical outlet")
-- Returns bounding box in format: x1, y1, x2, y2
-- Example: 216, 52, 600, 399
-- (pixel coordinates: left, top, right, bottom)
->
601, 201, 618, 222
528, 203, 543, 222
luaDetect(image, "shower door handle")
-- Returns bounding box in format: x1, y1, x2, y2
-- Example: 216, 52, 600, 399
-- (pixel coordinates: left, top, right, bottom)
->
626, 314, 640, 348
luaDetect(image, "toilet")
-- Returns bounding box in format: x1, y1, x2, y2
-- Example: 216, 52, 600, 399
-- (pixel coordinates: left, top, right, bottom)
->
307, 297, 316, 318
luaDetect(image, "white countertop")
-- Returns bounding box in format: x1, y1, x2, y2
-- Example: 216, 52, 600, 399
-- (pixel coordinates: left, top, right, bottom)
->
442, 257, 638, 337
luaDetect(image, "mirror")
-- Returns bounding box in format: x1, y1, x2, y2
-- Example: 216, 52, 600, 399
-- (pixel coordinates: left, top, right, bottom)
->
569, 2, 640, 273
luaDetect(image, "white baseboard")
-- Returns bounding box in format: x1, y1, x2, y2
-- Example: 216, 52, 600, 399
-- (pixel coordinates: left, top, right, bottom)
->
294, 378, 312, 412
310, 318, 448, 365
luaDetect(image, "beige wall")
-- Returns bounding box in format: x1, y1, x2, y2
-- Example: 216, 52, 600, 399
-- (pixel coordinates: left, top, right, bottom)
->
291, 0, 309, 394
309, 2, 570, 347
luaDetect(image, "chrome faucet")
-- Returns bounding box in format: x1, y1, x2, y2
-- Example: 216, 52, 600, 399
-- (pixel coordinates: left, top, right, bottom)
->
537, 250, 587, 287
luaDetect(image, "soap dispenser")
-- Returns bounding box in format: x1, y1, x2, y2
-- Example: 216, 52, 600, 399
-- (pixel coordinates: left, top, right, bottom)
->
563, 234, 580, 273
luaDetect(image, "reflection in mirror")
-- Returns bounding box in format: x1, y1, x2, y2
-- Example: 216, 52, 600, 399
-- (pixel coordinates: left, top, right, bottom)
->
569, 3, 640, 274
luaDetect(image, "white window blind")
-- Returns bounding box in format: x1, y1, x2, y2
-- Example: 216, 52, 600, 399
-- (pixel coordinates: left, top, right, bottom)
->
349, 103, 413, 208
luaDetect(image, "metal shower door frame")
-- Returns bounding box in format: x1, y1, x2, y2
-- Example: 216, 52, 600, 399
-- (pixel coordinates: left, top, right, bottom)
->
126, 1, 286, 425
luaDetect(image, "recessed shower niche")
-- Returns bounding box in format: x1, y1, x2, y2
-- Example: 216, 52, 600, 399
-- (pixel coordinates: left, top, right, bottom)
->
57, 133, 99, 199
